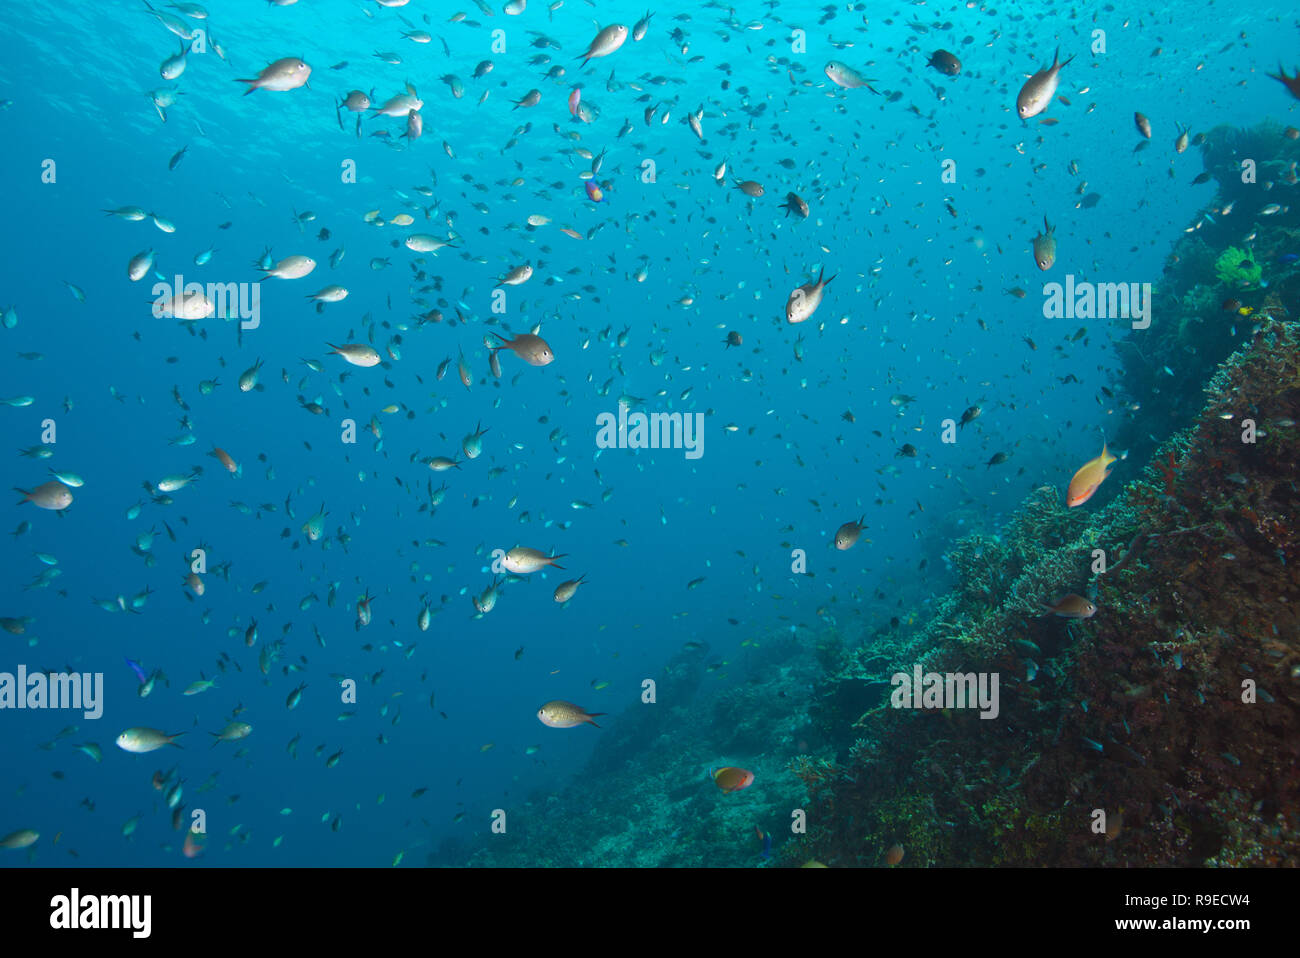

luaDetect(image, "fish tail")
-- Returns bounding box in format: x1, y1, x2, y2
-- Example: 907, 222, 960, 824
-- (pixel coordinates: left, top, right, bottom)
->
13, 487, 31, 503
236, 79, 258, 95
585, 714, 605, 727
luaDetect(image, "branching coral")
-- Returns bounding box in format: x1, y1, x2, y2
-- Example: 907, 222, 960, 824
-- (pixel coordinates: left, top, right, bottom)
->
788, 755, 843, 794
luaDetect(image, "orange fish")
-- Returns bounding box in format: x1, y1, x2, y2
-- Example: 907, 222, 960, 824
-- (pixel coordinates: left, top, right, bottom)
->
710, 766, 754, 793
1066, 442, 1116, 507
568, 87, 581, 116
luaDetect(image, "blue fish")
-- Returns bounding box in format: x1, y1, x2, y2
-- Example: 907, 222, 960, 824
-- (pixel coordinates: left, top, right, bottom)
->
124, 657, 147, 685
1278, 253, 1299, 264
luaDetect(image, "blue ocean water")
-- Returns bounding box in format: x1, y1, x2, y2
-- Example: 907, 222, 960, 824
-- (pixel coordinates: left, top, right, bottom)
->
1, 0, 1297, 866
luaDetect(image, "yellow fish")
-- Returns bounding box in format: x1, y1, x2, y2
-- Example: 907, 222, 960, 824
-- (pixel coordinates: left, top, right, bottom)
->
1067, 442, 1116, 507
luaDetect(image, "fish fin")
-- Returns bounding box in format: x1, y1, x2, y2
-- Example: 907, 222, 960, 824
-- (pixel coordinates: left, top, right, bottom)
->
235, 80, 258, 95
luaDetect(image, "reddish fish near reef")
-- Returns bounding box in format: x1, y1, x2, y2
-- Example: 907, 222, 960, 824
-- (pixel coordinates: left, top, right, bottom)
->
709, 766, 754, 793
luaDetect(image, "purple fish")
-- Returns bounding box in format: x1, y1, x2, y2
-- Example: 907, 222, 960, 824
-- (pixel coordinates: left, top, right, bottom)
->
124, 657, 148, 684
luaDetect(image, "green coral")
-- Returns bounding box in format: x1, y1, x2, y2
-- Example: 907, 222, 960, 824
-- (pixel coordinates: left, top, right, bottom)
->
1213, 246, 1262, 287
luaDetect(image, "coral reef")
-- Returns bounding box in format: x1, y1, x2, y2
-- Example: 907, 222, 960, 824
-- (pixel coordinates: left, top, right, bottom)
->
446, 120, 1300, 869
797, 317, 1300, 867
455, 631, 827, 867
1110, 121, 1300, 475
